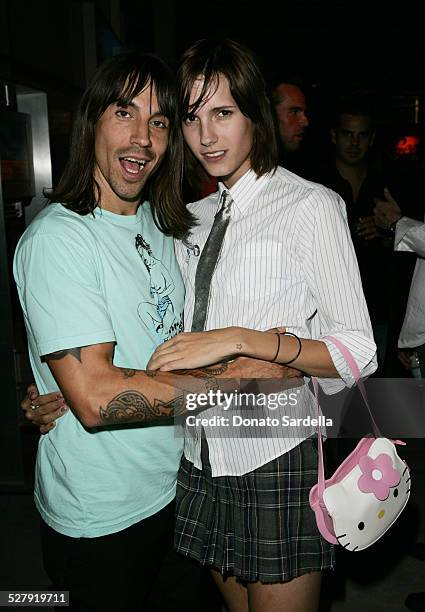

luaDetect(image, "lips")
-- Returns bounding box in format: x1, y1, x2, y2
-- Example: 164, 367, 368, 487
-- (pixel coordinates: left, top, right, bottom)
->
202, 150, 226, 161
119, 156, 149, 177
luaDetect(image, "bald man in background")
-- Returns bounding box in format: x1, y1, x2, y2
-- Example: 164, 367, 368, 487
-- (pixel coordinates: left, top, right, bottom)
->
271, 78, 309, 173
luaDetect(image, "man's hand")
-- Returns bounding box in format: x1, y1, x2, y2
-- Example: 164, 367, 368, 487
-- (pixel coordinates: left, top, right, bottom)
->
374, 188, 402, 229
21, 383, 68, 434
355, 215, 379, 240
226, 356, 301, 380
226, 356, 303, 394
398, 349, 413, 371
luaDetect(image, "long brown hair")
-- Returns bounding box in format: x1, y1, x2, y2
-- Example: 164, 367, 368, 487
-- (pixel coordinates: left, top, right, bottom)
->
177, 38, 279, 192
46, 51, 195, 238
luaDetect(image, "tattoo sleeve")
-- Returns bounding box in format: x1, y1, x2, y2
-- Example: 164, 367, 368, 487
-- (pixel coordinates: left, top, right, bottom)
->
99, 363, 229, 425
99, 391, 185, 423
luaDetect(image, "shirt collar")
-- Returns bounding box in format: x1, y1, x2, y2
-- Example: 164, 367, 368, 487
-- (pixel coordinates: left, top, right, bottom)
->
217, 168, 272, 213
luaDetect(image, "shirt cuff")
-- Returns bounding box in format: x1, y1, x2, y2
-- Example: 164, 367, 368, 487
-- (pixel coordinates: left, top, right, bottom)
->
394, 217, 424, 251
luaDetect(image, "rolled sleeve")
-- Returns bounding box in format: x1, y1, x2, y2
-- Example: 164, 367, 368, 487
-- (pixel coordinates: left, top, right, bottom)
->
299, 187, 377, 392
395, 216, 425, 256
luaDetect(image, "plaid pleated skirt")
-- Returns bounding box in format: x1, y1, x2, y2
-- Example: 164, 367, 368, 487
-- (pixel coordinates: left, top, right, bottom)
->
174, 438, 334, 583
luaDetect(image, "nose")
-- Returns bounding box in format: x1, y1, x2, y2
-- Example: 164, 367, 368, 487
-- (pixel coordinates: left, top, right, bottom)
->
378, 509, 385, 519
200, 120, 217, 147
349, 133, 360, 146
299, 112, 309, 128
130, 118, 152, 148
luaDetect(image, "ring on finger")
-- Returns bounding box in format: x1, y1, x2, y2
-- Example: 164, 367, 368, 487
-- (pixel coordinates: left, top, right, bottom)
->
30, 401, 39, 411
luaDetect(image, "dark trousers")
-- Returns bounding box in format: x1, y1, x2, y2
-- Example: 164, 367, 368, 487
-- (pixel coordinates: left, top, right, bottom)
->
41, 500, 220, 612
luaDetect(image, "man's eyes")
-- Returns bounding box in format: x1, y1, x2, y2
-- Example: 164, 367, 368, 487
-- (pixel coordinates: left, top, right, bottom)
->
341, 130, 370, 137
116, 109, 131, 118
114, 110, 168, 128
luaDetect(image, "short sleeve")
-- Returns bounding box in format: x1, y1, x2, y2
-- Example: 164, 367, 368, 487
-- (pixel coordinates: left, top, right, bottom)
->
14, 232, 115, 357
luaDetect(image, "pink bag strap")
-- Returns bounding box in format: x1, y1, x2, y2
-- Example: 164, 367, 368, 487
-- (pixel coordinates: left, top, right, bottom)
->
313, 335, 381, 503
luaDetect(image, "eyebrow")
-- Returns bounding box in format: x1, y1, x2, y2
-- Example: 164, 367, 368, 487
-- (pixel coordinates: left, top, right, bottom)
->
200, 105, 237, 114
212, 105, 236, 110
115, 100, 136, 108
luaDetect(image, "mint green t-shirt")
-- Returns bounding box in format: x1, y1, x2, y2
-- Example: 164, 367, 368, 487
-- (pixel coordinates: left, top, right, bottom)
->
13, 202, 185, 537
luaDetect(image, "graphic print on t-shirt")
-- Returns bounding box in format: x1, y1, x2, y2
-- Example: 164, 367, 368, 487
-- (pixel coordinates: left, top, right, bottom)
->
135, 234, 183, 345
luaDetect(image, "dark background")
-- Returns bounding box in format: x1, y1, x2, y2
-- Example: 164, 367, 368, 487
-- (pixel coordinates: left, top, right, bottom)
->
1, 0, 425, 183
1, 3, 425, 609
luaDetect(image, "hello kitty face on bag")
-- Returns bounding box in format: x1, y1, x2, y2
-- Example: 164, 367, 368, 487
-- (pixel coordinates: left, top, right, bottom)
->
323, 438, 411, 551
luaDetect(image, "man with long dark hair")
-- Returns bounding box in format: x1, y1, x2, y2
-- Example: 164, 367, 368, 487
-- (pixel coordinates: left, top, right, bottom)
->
13, 50, 268, 611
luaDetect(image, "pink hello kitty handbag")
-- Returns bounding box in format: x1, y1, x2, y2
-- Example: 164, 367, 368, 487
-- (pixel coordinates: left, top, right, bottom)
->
309, 336, 411, 552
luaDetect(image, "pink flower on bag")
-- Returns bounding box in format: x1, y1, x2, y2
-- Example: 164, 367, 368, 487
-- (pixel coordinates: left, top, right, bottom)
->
357, 453, 401, 500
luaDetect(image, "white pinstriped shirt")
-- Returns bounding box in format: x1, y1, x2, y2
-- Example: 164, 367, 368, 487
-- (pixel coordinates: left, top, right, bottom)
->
176, 167, 377, 476
395, 216, 425, 348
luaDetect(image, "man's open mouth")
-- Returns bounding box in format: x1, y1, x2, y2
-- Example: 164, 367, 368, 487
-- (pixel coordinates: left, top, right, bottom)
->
120, 157, 148, 174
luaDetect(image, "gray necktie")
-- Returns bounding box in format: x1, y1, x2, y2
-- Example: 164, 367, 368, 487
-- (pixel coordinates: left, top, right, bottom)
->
191, 191, 233, 332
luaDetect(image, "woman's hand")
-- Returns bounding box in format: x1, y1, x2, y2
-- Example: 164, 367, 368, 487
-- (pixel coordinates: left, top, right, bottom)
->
147, 327, 248, 371
147, 326, 287, 371
21, 383, 68, 434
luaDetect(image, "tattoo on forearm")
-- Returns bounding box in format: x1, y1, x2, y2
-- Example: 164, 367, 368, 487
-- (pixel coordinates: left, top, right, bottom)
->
120, 368, 137, 379
171, 365, 227, 393
99, 391, 185, 424
96, 360, 230, 424
174, 364, 229, 377
43, 347, 82, 363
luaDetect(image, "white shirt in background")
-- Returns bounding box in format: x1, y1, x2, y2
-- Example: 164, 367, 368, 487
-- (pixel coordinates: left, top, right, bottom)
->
395, 217, 425, 349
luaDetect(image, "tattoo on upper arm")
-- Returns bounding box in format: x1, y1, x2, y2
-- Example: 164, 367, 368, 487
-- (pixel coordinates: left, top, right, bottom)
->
120, 368, 137, 379
99, 391, 185, 424
43, 347, 82, 363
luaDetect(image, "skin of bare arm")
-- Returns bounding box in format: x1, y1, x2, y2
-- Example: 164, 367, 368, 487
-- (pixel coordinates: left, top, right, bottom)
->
148, 327, 339, 378
38, 341, 301, 429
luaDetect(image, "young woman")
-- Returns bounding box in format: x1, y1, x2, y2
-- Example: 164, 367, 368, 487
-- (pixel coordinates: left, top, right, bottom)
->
146, 38, 377, 612
23, 39, 376, 612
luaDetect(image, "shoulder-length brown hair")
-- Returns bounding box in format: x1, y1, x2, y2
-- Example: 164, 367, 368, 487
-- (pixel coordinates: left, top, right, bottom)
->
177, 38, 279, 192
46, 51, 195, 238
